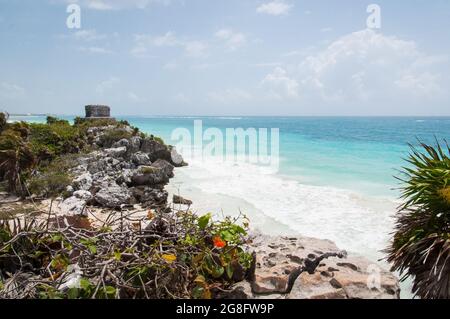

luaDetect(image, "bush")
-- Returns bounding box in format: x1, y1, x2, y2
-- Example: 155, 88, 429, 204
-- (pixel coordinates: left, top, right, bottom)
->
27, 155, 77, 198
0, 210, 252, 299
0, 129, 35, 193
29, 121, 84, 161
0, 112, 7, 133
46, 116, 69, 126
386, 140, 450, 299
98, 129, 132, 148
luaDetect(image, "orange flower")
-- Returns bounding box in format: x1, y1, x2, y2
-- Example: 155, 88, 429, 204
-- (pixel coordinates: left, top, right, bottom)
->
213, 236, 226, 248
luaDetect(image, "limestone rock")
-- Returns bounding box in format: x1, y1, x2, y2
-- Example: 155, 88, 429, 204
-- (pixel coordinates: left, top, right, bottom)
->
104, 146, 127, 159
58, 196, 87, 216
170, 148, 187, 167
94, 184, 131, 208
140, 138, 170, 162
131, 152, 152, 166
72, 173, 93, 191
131, 160, 174, 186
172, 194, 192, 205
73, 190, 93, 201
245, 234, 400, 299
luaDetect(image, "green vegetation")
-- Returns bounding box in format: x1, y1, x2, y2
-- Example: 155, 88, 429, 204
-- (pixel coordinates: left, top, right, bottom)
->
0, 115, 85, 195
0, 210, 253, 299
387, 140, 450, 299
27, 155, 77, 198
97, 129, 133, 148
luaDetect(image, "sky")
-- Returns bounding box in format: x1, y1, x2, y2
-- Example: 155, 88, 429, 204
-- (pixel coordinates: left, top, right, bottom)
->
0, 0, 449, 116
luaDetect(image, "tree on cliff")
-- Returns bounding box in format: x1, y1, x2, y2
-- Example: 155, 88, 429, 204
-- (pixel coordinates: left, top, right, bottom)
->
387, 140, 450, 299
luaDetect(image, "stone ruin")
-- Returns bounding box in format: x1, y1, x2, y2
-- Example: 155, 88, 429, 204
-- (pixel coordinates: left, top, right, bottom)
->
85, 105, 111, 118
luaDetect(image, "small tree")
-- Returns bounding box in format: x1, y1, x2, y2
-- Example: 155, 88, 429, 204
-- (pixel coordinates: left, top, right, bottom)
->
387, 140, 450, 299
0, 130, 35, 194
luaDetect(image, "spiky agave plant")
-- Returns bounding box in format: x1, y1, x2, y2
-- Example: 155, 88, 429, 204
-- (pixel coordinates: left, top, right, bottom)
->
387, 140, 450, 299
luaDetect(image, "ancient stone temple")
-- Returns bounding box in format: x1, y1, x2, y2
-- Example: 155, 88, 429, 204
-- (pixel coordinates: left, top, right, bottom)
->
85, 105, 111, 118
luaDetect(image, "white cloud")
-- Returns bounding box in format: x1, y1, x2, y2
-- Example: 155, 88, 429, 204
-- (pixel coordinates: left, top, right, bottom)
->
131, 32, 208, 58
297, 29, 444, 101
251, 62, 282, 68
128, 91, 146, 102
78, 46, 113, 54
215, 28, 247, 51
0, 82, 26, 100
256, 1, 292, 16
261, 67, 299, 99
264, 29, 447, 108
153, 31, 179, 47
73, 29, 106, 41
96, 77, 120, 95
63, 0, 171, 11
184, 41, 208, 58
207, 88, 253, 104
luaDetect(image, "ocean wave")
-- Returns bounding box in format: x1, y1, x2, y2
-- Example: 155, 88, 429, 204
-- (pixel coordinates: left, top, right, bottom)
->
177, 155, 397, 260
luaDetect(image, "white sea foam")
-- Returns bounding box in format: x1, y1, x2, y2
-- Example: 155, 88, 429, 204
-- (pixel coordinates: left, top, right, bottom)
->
169, 154, 398, 262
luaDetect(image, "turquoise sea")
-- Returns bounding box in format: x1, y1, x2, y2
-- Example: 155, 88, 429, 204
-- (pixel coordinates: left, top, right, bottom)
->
9, 115, 450, 297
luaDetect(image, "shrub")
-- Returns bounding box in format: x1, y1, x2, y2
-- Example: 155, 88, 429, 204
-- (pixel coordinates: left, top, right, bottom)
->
27, 155, 77, 198
386, 140, 450, 299
29, 121, 84, 161
0, 210, 252, 299
0, 112, 7, 133
46, 116, 69, 126
0, 129, 35, 193
98, 129, 132, 148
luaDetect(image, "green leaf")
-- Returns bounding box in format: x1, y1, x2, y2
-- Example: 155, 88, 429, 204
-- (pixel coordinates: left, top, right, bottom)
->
198, 213, 211, 230
87, 244, 97, 255
104, 286, 116, 297
67, 288, 79, 299
226, 263, 234, 279
79, 278, 92, 291
211, 265, 224, 278
192, 286, 204, 299
114, 250, 121, 261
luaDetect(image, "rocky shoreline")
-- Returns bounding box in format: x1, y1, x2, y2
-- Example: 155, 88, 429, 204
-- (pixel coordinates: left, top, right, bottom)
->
0, 119, 400, 299
56, 124, 186, 216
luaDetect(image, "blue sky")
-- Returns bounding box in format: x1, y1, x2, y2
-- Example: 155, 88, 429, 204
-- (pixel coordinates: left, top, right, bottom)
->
0, 0, 449, 116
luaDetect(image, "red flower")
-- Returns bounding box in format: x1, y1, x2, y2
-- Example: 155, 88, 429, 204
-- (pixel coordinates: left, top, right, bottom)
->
213, 236, 226, 248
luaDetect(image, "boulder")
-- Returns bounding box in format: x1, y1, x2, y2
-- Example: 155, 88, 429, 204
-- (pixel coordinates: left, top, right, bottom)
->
131, 152, 152, 166
170, 148, 187, 167
104, 146, 127, 159
72, 173, 93, 191
173, 194, 192, 205
130, 186, 168, 206
140, 138, 171, 162
94, 184, 131, 208
131, 160, 174, 186
127, 136, 142, 154
73, 190, 93, 201
112, 139, 130, 149
58, 196, 87, 216
245, 234, 400, 299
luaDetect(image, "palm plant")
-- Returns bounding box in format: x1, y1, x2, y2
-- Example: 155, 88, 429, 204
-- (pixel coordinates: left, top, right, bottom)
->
387, 140, 450, 299
0, 130, 35, 194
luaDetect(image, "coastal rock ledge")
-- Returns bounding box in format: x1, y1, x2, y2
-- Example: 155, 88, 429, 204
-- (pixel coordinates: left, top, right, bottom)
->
223, 233, 400, 299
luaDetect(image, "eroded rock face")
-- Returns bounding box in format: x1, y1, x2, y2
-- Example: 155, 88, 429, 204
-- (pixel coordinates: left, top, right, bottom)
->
131, 152, 152, 166
59, 125, 186, 214
131, 160, 174, 186
94, 184, 131, 208
224, 234, 400, 299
